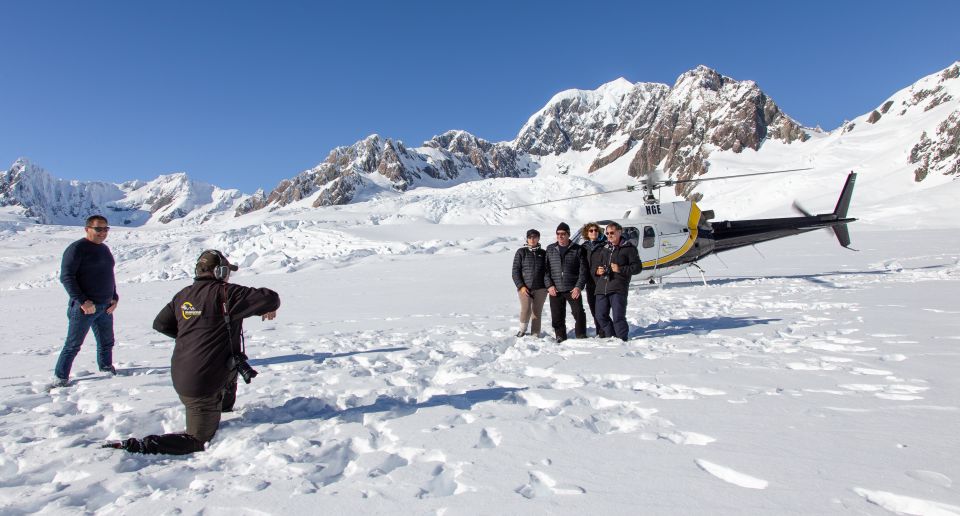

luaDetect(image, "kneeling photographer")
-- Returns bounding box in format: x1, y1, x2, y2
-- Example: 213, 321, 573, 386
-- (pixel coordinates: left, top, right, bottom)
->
105, 249, 280, 455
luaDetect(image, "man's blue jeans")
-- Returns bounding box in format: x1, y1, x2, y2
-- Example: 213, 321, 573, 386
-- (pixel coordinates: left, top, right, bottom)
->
596, 292, 630, 341
54, 301, 114, 379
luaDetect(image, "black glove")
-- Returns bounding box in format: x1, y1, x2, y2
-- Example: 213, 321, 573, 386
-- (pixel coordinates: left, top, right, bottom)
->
101, 438, 144, 453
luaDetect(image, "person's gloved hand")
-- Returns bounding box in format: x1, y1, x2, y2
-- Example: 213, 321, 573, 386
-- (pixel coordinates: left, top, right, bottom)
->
101, 438, 144, 453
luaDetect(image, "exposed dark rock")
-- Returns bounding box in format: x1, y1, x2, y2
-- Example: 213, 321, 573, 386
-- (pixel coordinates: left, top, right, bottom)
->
880, 100, 894, 114
624, 66, 807, 190
867, 110, 882, 124
910, 110, 960, 181
588, 138, 632, 173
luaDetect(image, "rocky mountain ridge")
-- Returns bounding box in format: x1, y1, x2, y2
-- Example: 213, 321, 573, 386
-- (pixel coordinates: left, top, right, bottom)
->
3, 62, 958, 225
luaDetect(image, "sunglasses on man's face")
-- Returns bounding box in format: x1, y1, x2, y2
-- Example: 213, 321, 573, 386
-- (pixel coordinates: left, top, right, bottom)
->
605, 231, 619, 235
87, 226, 110, 233
556, 231, 569, 236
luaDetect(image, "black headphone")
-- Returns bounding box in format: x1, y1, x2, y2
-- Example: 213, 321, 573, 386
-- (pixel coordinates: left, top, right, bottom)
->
198, 249, 232, 280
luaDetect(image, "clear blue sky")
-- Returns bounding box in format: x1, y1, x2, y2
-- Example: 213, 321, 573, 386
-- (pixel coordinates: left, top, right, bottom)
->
3, 0, 958, 193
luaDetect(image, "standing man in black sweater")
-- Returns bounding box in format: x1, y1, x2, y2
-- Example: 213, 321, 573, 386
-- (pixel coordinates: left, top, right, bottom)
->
54, 215, 119, 387
105, 249, 280, 455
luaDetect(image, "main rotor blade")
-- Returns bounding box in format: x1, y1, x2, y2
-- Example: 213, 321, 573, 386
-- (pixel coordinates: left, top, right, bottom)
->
663, 167, 814, 186
506, 186, 637, 210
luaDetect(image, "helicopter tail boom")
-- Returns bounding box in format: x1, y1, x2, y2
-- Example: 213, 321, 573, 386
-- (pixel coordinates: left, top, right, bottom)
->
710, 172, 858, 252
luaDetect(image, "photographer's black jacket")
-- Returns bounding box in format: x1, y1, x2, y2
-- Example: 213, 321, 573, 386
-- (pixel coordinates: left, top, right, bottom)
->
153, 278, 280, 398
588, 240, 642, 295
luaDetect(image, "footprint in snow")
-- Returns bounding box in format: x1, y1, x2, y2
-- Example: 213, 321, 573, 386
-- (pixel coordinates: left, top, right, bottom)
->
854, 487, 960, 516
906, 470, 953, 488
695, 459, 768, 489
515, 471, 586, 498
659, 431, 716, 446
476, 427, 501, 449
417, 464, 471, 498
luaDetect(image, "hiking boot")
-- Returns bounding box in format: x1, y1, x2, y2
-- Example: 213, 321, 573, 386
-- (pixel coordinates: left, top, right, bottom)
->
100, 365, 117, 376
555, 331, 567, 343
51, 377, 69, 388
515, 330, 526, 338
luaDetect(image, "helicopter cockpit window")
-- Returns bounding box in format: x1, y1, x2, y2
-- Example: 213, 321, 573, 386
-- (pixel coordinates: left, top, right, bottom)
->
642, 226, 656, 248
621, 226, 640, 247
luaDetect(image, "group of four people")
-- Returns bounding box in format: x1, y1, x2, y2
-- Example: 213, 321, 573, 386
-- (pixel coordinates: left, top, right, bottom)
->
512, 221, 642, 342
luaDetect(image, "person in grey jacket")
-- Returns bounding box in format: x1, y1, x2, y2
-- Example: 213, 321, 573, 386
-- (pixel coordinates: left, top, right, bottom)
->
512, 229, 547, 337
544, 222, 588, 342
589, 221, 642, 341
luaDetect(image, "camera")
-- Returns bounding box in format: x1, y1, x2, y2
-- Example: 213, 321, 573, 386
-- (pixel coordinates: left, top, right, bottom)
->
229, 352, 259, 384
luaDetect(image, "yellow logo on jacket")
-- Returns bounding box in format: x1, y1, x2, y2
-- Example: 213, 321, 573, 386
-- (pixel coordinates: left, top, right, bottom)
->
181, 301, 202, 320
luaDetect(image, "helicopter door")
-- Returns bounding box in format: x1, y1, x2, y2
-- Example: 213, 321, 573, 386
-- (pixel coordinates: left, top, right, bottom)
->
628, 225, 660, 271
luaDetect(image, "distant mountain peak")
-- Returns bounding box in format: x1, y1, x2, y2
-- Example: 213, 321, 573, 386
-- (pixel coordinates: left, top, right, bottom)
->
0, 161, 243, 226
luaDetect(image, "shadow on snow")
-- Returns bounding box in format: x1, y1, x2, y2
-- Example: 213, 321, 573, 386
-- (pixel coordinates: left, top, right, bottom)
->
231, 386, 527, 427
649, 264, 948, 290
631, 316, 779, 339
248, 346, 410, 367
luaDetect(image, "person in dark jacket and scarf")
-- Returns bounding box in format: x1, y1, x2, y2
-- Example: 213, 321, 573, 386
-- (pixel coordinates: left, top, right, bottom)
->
512, 229, 548, 337
579, 222, 607, 338
544, 222, 588, 342
589, 222, 642, 341
104, 250, 280, 455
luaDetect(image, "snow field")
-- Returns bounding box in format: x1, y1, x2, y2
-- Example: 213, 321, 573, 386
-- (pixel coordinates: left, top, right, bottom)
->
0, 222, 958, 514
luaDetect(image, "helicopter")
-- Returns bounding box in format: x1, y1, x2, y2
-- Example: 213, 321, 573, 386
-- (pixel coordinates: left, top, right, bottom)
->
508, 168, 857, 284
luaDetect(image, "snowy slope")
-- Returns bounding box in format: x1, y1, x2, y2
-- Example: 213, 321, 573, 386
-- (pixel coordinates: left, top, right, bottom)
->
0, 219, 958, 514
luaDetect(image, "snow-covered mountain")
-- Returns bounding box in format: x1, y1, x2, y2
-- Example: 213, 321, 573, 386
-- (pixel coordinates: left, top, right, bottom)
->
233, 61, 960, 214
3, 62, 958, 224
234, 132, 529, 216
0, 159, 245, 226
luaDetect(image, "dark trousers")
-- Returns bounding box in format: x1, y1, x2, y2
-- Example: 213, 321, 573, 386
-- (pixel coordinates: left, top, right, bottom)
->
585, 283, 604, 337
127, 375, 238, 455
596, 292, 629, 341
55, 301, 114, 379
549, 291, 587, 338
181, 373, 239, 442
179, 390, 225, 443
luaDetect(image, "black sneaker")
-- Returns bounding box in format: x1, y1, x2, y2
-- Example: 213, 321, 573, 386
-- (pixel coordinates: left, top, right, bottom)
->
100, 366, 117, 376
555, 331, 567, 343
515, 330, 526, 338
51, 377, 69, 388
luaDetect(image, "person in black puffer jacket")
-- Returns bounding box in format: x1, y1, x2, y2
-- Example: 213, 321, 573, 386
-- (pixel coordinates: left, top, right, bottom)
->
589, 221, 642, 341
544, 222, 588, 342
512, 229, 548, 338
